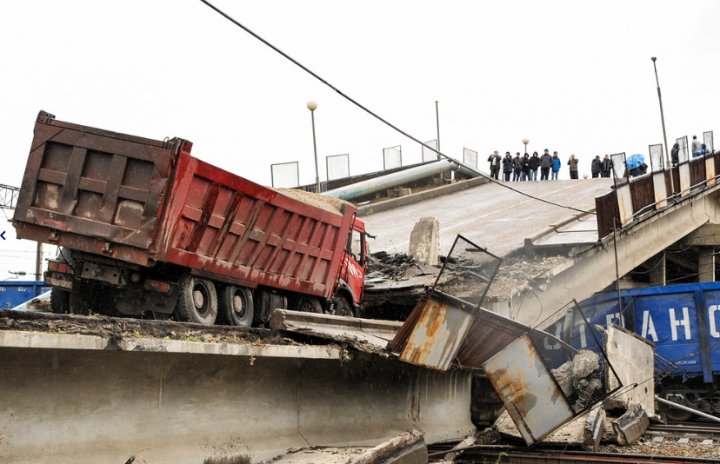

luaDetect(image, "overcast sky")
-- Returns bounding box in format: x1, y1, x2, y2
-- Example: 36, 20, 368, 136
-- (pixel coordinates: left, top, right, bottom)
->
1, 0, 719, 280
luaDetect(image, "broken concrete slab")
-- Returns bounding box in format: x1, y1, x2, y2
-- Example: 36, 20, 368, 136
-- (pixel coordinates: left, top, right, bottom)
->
261, 431, 427, 464
612, 403, 650, 445
409, 217, 439, 265
269, 309, 401, 354
495, 407, 605, 451
583, 408, 606, 452
604, 325, 656, 417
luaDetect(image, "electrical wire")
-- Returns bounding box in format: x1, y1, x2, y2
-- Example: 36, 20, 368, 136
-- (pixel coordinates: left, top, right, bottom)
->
198, 0, 593, 215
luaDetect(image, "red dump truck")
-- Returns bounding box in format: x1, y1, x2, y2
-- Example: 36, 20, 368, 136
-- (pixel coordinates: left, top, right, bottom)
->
12, 111, 368, 326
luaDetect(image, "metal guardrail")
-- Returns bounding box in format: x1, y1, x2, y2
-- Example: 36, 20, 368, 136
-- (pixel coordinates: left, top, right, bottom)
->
596, 151, 720, 239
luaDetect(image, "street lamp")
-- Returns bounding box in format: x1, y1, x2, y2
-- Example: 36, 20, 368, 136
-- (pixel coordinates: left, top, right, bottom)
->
651, 57, 670, 169
522, 138, 529, 154
307, 100, 320, 193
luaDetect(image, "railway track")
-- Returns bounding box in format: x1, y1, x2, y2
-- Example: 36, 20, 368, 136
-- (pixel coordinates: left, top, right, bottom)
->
646, 422, 720, 441
444, 448, 719, 463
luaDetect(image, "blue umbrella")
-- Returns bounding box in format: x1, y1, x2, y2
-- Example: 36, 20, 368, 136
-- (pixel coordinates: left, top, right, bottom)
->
626, 153, 645, 170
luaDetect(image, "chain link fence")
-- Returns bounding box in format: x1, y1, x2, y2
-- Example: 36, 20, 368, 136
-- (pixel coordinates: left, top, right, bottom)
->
383, 145, 402, 170
326, 154, 350, 181
462, 147, 478, 170
422, 139, 439, 162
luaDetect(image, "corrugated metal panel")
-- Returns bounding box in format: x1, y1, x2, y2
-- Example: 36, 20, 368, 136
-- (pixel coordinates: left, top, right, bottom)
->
595, 190, 618, 239
690, 157, 707, 187
483, 335, 575, 445
630, 175, 654, 214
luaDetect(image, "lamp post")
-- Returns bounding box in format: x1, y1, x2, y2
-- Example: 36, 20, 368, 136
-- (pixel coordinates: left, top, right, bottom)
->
522, 138, 529, 154
307, 100, 320, 193
651, 57, 670, 169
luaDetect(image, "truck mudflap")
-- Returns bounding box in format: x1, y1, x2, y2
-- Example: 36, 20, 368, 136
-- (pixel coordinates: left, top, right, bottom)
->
13, 111, 181, 266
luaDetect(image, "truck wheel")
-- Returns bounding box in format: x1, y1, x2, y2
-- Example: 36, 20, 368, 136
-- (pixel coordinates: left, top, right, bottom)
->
332, 296, 355, 317
220, 286, 254, 327
50, 288, 70, 314
296, 297, 322, 314
176, 276, 218, 325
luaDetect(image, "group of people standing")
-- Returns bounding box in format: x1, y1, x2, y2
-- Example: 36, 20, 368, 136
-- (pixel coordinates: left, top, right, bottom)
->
487, 150, 580, 181
590, 154, 614, 178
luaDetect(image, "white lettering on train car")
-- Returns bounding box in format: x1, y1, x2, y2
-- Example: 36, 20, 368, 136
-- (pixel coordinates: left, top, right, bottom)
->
709, 305, 720, 338
669, 307, 692, 341
641, 310, 658, 342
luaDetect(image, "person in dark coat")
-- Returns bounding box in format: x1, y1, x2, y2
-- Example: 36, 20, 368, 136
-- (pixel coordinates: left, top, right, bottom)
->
487, 150, 502, 179
521, 153, 531, 181
512, 152, 523, 181
502, 152, 513, 181
567, 154, 579, 179
528, 151, 540, 181
601, 154, 613, 178
671, 142, 680, 166
591, 155, 602, 178
539, 149, 553, 180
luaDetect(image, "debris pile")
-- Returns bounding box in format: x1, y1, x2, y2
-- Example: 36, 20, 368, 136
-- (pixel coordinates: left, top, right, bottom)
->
552, 349, 604, 411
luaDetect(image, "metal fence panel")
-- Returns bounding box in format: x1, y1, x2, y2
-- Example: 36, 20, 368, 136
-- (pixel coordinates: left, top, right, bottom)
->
704, 131, 714, 153
326, 154, 350, 181
422, 139, 439, 162
648, 144, 664, 173
462, 147, 478, 169
677, 136, 689, 164
270, 161, 299, 188
610, 153, 627, 181
383, 145, 402, 170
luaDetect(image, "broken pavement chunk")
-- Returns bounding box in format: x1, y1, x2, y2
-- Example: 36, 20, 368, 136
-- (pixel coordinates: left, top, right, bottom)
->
409, 217, 439, 266
612, 403, 649, 445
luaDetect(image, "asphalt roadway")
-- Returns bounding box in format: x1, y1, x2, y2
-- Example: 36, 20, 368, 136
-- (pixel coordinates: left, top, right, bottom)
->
362, 178, 614, 258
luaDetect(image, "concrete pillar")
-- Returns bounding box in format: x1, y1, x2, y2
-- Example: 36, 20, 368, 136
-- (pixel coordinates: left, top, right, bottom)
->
409, 217, 439, 265
649, 252, 666, 286
698, 247, 716, 282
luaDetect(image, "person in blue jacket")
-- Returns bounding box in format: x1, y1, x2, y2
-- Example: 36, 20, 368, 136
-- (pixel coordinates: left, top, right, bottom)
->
551, 151, 561, 180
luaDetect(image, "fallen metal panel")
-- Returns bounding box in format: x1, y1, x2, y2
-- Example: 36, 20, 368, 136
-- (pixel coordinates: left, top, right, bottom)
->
394, 294, 474, 371
483, 334, 575, 445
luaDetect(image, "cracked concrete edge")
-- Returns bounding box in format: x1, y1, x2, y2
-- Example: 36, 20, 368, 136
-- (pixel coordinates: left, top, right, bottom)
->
0, 329, 343, 359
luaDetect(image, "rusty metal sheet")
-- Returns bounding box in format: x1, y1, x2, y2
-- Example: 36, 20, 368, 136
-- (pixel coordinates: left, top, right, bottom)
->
483, 334, 575, 445
455, 310, 527, 368
679, 162, 691, 195
630, 174, 655, 215
706, 157, 716, 187
652, 172, 667, 208
392, 294, 474, 371
616, 184, 633, 226
690, 155, 707, 187
595, 190, 619, 239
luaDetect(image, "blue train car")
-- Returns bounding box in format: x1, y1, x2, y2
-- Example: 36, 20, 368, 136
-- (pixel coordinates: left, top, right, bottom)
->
0, 281, 51, 309
562, 282, 720, 420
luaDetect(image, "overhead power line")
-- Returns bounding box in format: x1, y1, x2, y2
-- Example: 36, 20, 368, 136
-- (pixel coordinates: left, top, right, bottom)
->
198, 0, 592, 215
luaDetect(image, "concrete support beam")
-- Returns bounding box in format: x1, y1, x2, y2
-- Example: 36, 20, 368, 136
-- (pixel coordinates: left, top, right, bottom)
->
699, 246, 716, 282
649, 252, 667, 286
685, 224, 720, 246
0, 332, 473, 464
510, 191, 720, 326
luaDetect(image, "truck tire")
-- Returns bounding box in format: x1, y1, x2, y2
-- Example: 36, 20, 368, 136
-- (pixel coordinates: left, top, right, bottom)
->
254, 290, 287, 326
50, 288, 70, 314
332, 295, 355, 317
296, 297, 322, 314
220, 285, 254, 327
175, 276, 218, 326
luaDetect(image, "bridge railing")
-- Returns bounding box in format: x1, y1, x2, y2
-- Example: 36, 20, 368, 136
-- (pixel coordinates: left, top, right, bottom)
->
596, 145, 719, 239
